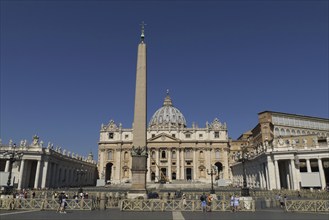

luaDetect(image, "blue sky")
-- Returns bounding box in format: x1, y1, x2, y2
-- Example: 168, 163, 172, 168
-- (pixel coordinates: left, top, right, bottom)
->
1, 0, 328, 160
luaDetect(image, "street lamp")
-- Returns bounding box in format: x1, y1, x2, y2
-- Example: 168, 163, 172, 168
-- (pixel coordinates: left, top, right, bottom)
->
235, 144, 251, 197
207, 165, 218, 194
2, 144, 23, 195
76, 165, 87, 194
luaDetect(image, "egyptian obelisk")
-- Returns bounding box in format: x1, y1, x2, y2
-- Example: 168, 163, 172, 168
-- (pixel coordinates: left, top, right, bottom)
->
128, 22, 148, 198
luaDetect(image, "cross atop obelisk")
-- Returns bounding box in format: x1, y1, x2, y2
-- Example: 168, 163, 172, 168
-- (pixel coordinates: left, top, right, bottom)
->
128, 23, 148, 198
140, 21, 146, 43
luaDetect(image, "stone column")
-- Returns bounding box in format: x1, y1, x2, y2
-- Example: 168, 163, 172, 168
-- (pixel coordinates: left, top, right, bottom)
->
147, 149, 151, 182
18, 159, 25, 190
181, 149, 185, 180
290, 159, 298, 190
318, 158, 326, 189
34, 160, 41, 189
223, 148, 229, 179
116, 149, 121, 183
266, 156, 276, 190
41, 160, 48, 189
306, 159, 312, 172
168, 149, 172, 181
5, 160, 10, 172
259, 165, 263, 189
193, 149, 196, 180
52, 163, 58, 188
176, 149, 180, 180
155, 149, 159, 180
274, 159, 281, 189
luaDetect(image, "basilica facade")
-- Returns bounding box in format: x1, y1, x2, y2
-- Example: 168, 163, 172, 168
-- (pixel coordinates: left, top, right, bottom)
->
98, 93, 230, 185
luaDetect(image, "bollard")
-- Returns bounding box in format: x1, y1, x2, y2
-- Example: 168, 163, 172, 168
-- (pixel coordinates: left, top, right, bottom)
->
99, 192, 106, 210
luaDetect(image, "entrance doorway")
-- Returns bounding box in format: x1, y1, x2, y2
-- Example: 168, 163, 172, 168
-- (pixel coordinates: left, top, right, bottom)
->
186, 168, 192, 180
215, 162, 223, 179
105, 163, 113, 184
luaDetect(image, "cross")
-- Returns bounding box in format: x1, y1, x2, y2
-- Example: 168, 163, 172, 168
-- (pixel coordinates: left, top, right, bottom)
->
140, 21, 147, 32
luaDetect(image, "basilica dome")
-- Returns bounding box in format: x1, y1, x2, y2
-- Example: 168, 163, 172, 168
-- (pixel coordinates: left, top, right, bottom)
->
149, 93, 187, 129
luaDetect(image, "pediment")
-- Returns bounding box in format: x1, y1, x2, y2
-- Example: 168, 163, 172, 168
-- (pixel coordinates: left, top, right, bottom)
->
148, 133, 180, 142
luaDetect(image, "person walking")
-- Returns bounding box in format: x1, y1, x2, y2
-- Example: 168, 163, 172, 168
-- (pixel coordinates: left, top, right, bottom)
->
233, 195, 240, 212
206, 194, 213, 212
230, 194, 235, 212
200, 193, 207, 212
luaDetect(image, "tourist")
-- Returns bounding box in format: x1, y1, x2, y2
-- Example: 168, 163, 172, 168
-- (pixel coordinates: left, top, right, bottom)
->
200, 193, 207, 212
206, 194, 213, 212
182, 194, 187, 207
59, 192, 67, 214
233, 195, 240, 212
230, 194, 235, 212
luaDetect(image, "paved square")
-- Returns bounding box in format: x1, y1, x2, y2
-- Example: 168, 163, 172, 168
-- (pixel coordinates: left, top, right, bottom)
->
1, 209, 328, 220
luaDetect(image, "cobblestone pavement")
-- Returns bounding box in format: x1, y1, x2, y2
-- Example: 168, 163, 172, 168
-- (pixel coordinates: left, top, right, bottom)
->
1, 208, 328, 220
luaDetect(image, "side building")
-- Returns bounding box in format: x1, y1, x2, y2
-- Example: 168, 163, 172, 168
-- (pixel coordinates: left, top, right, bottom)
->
230, 111, 329, 190
98, 93, 230, 185
0, 135, 97, 190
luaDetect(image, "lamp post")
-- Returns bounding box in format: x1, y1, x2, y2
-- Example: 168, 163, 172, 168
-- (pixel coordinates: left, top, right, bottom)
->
76, 165, 87, 194
207, 165, 218, 194
235, 144, 251, 197
2, 144, 23, 195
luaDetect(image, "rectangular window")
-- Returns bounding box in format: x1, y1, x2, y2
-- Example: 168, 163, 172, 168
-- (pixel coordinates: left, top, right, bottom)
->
152, 134, 155, 138
199, 134, 203, 138
109, 132, 114, 139
214, 132, 219, 138
125, 134, 129, 139
172, 134, 176, 138
185, 133, 191, 138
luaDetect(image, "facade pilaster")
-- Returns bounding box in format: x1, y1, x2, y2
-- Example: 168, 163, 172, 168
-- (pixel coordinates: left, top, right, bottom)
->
155, 149, 159, 180
181, 149, 185, 179
147, 148, 151, 182
116, 149, 121, 182
176, 149, 180, 179
193, 149, 196, 180
223, 148, 229, 179
168, 149, 172, 181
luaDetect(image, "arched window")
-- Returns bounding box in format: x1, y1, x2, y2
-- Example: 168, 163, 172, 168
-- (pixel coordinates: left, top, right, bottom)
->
280, 128, 285, 136
200, 151, 204, 159
274, 128, 280, 136
291, 129, 296, 135
286, 129, 291, 136
124, 151, 129, 160
172, 151, 176, 159
152, 151, 156, 159
161, 150, 166, 159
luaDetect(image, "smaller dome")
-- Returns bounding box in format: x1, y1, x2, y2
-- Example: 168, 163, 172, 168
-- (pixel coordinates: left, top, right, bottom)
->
149, 92, 186, 128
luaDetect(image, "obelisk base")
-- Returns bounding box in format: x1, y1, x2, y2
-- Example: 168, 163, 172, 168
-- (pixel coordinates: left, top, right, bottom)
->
128, 155, 148, 199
